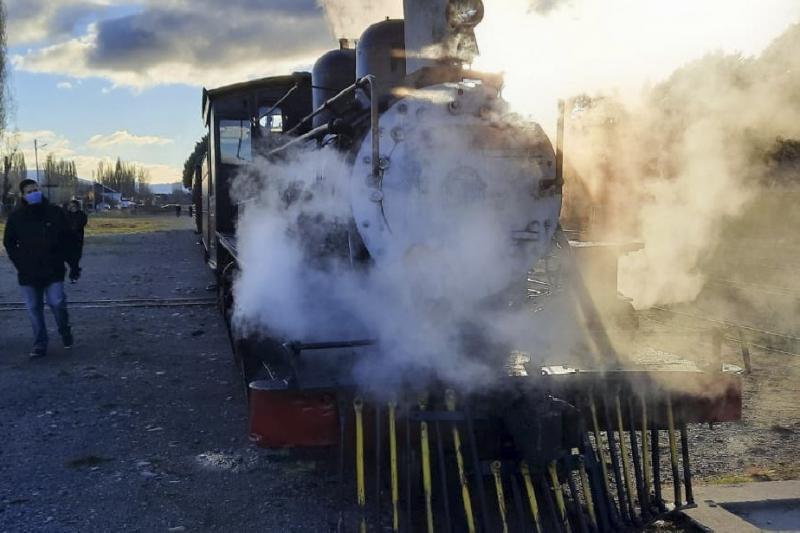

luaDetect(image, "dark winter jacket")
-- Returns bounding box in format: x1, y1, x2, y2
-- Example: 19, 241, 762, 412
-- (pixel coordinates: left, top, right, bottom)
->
65, 210, 88, 242
3, 199, 80, 286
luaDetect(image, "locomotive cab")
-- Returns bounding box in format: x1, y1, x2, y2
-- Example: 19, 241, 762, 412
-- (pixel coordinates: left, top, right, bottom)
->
200, 73, 313, 270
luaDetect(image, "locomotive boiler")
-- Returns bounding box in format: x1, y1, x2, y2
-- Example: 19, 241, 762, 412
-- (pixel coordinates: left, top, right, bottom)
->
194, 1, 742, 530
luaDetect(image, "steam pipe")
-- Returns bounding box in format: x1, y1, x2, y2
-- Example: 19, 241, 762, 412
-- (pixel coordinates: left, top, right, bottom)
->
365, 75, 381, 184
266, 75, 380, 177
285, 339, 376, 352
283, 79, 361, 138
266, 124, 330, 158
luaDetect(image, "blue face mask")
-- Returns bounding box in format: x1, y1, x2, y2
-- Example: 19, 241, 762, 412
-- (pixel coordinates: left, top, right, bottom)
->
25, 191, 43, 204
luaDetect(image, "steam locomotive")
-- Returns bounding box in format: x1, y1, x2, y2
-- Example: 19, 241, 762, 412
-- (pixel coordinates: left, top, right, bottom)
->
197, 0, 563, 402
193, 1, 741, 530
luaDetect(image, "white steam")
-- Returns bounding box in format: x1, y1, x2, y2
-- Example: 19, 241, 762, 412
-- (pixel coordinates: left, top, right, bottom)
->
317, 0, 403, 39
566, 28, 800, 309
232, 135, 577, 394
473, 1, 800, 309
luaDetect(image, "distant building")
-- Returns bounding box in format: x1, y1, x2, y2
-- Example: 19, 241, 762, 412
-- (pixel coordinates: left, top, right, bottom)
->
52, 179, 121, 209
88, 181, 122, 208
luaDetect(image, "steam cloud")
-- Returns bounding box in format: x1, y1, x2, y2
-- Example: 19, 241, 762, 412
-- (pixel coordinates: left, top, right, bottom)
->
562, 24, 800, 308
231, 6, 799, 396
232, 137, 577, 395
316, 0, 403, 39
528, 0, 570, 16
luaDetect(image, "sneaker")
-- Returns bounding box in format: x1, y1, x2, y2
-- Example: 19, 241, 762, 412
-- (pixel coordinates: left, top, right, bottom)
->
62, 332, 74, 349
29, 347, 46, 358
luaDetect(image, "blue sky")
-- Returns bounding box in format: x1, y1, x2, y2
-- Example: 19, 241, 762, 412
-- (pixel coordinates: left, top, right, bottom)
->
5, 0, 333, 183
4, 0, 799, 183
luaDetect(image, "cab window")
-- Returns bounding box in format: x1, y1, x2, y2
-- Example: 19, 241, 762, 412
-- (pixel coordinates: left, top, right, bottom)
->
219, 119, 252, 164
259, 107, 284, 134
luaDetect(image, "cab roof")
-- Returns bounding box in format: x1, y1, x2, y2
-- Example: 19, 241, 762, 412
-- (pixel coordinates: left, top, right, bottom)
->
202, 72, 310, 125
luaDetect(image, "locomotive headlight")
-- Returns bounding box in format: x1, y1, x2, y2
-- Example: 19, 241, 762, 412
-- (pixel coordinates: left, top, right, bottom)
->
448, 0, 485, 27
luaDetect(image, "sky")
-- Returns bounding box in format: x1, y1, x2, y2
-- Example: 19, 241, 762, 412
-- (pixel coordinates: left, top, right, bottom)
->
4, 0, 799, 184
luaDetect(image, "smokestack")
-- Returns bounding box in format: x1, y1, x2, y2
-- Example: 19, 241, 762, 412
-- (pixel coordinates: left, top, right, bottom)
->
402, 0, 483, 74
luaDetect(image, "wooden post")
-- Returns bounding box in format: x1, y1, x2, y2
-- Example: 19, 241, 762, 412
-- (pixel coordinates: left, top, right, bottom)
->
737, 328, 752, 374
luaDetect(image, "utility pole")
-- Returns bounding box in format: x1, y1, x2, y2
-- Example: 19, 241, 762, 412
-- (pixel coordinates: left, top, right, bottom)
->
34, 139, 40, 181
34, 139, 52, 199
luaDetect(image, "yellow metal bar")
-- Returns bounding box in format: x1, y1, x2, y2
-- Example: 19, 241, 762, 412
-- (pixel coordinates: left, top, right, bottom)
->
548, 461, 572, 533
578, 459, 597, 530
446, 390, 475, 532
354, 396, 366, 533
419, 396, 435, 533
589, 397, 614, 500
388, 401, 399, 532
666, 394, 682, 506
520, 462, 543, 533
615, 393, 636, 515
491, 461, 509, 533
641, 395, 651, 507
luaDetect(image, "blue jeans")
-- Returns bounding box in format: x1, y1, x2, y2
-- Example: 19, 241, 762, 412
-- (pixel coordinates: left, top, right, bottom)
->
20, 282, 71, 350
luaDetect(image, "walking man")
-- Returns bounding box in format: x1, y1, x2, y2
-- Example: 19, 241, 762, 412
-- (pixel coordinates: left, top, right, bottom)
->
3, 179, 81, 357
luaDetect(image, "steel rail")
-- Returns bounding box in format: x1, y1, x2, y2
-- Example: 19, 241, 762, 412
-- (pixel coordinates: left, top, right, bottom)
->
705, 277, 800, 298
649, 307, 800, 344
0, 297, 216, 312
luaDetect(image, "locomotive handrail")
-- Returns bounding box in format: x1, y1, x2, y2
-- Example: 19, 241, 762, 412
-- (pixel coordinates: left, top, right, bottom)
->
269, 75, 381, 184
265, 124, 331, 158
282, 75, 372, 138
284, 339, 378, 353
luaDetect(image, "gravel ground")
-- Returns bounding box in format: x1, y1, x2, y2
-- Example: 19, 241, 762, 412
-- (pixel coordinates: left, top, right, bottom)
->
1, 213, 797, 532
0, 216, 339, 532
631, 309, 800, 485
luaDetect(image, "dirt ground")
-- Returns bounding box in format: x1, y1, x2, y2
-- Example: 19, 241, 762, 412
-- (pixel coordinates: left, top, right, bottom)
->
1, 212, 797, 532
0, 214, 339, 532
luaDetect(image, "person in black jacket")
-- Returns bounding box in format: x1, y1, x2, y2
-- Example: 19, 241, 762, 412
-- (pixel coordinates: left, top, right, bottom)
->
65, 199, 89, 262
3, 179, 81, 357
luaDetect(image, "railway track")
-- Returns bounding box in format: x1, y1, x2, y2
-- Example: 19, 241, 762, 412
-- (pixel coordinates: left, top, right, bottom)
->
0, 296, 217, 312
704, 277, 800, 299
649, 306, 800, 357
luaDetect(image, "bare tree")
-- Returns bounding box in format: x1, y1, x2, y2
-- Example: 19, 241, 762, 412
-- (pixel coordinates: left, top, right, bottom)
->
43, 154, 78, 201
96, 157, 153, 201
2, 147, 25, 208
0, 1, 8, 137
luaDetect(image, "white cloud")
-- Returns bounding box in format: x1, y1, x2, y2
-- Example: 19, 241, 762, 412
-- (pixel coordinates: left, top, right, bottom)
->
5, 0, 132, 46
10, 1, 333, 89
86, 130, 173, 148
11, 129, 75, 159
56, 81, 74, 90
5, 129, 181, 184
